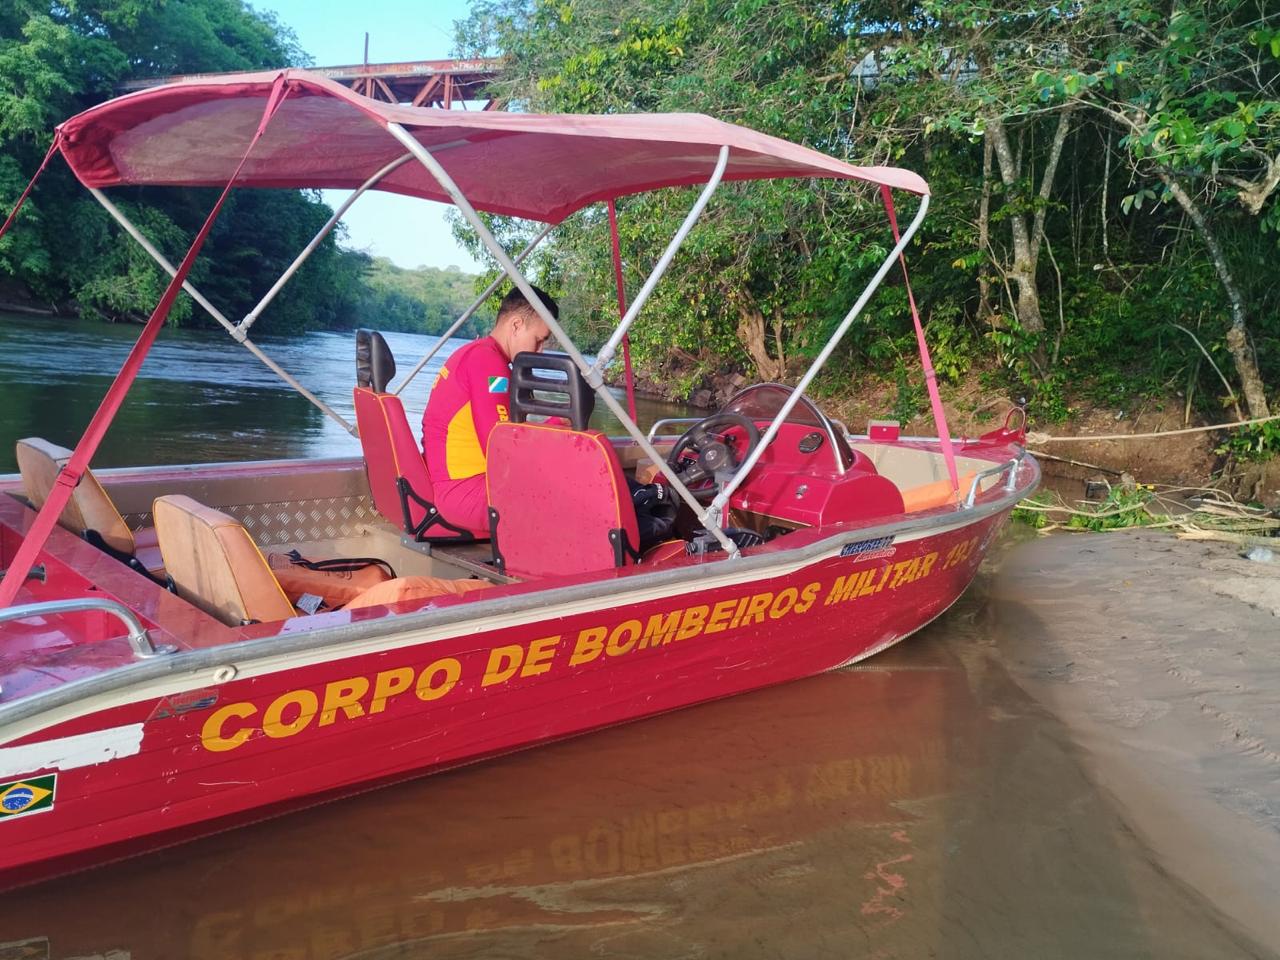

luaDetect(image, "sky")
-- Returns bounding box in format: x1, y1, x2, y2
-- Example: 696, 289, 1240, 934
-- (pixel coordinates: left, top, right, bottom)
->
257, 0, 484, 273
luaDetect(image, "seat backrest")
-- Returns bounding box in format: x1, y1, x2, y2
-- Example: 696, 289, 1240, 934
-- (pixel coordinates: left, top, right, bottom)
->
353, 387, 439, 530
153, 494, 295, 625
486, 423, 640, 578
15, 437, 136, 555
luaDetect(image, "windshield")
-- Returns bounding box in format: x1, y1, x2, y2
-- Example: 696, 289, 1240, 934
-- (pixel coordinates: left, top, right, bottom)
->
721, 383, 854, 469
721, 383, 829, 426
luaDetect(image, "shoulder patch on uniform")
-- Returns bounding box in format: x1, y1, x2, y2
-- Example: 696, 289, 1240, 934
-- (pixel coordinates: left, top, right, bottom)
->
487, 376, 509, 393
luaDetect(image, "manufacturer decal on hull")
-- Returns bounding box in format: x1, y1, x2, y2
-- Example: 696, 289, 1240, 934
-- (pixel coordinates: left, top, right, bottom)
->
840, 536, 896, 561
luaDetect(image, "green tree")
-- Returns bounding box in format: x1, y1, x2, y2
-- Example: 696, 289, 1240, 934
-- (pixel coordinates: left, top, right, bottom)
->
456, 0, 1276, 425
0, 1, 379, 335
1032, 0, 1277, 416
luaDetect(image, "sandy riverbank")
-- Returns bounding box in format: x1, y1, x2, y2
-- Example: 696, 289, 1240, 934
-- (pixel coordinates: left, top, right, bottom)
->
992, 530, 1280, 950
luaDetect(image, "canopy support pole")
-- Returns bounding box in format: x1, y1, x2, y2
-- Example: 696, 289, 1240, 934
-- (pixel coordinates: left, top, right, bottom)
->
707, 194, 932, 520
0, 135, 61, 243
394, 220, 556, 396
880, 185, 959, 490
238, 152, 416, 335
591, 148, 729, 377
1, 78, 292, 608
607, 200, 638, 421
89, 189, 357, 436
386, 123, 741, 558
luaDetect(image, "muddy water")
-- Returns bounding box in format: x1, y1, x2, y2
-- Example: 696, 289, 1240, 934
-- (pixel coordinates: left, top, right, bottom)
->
0, 571, 1270, 959
0, 312, 692, 474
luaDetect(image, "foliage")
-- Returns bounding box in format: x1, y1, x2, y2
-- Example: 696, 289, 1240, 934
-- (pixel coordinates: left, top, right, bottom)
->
354, 259, 494, 336
455, 0, 1276, 443
1014, 486, 1159, 531
0, 1, 472, 336
1011, 492, 1054, 529
1065, 486, 1158, 531
1216, 420, 1280, 463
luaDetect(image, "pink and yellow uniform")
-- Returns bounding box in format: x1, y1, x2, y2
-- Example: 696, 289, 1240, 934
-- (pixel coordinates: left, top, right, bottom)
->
421, 336, 512, 534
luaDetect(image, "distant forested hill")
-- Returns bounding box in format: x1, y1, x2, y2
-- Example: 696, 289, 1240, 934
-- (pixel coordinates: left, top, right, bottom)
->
353, 258, 490, 337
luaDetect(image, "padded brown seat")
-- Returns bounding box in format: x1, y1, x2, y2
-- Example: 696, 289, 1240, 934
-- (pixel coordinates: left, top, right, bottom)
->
15, 437, 164, 575
153, 495, 296, 626
153, 495, 493, 626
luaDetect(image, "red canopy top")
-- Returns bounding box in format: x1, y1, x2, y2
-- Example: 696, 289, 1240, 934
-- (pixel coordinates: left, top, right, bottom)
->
56, 69, 928, 223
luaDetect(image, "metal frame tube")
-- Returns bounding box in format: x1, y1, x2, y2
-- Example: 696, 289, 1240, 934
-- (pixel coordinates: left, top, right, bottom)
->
591, 147, 729, 375
387, 122, 741, 557
394, 220, 556, 395
708, 195, 931, 518
239, 152, 415, 334
0, 598, 173, 659
90, 188, 358, 436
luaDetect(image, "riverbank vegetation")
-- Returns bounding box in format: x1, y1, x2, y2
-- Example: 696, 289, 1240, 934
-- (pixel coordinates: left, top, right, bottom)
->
1013, 483, 1280, 541
0, 0, 484, 335
456, 0, 1278, 466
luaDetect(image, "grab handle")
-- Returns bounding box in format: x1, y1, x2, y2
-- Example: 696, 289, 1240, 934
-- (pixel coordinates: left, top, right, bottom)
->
963, 454, 1023, 508
0, 598, 174, 659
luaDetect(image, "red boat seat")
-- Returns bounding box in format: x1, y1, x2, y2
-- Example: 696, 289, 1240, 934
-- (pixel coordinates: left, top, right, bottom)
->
352, 330, 478, 542
486, 422, 641, 578
14, 437, 164, 575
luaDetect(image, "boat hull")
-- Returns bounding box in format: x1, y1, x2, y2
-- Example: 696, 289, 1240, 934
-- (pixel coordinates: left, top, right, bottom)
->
0, 507, 1008, 889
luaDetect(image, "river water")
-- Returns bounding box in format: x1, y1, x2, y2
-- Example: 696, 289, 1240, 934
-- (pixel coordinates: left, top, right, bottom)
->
0, 312, 1271, 958
0, 312, 689, 473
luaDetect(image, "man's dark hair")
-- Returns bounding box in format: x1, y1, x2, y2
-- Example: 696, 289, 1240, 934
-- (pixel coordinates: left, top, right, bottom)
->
496, 284, 559, 323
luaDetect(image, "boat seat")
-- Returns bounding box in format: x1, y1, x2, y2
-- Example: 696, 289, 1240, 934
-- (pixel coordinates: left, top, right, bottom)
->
153, 495, 296, 626
153, 495, 492, 626
486, 422, 641, 579
14, 437, 164, 576
353, 329, 478, 543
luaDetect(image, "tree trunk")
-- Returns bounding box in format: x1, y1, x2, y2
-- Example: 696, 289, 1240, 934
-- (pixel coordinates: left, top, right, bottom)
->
1158, 170, 1272, 419
983, 108, 1075, 339
735, 298, 785, 381
985, 115, 1044, 334
977, 132, 995, 321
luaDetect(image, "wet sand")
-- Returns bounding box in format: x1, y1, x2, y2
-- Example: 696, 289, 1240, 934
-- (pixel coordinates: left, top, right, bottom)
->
993, 530, 1280, 952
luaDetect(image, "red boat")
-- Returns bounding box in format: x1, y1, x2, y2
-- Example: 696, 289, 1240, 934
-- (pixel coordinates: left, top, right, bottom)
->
0, 69, 1038, 889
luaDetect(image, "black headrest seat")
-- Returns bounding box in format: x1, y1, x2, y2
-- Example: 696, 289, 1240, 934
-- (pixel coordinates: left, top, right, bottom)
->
355, 329, 397, 393
509, 352, 595, 431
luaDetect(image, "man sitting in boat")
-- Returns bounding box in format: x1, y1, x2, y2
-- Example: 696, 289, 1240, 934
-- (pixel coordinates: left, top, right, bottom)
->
421, 285, 557, 535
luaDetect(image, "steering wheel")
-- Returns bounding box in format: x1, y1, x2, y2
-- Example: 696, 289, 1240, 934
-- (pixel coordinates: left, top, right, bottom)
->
666, 412, 762, 502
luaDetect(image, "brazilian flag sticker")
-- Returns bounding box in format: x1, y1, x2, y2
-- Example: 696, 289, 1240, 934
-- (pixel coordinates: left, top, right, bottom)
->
0, 774, 56, 822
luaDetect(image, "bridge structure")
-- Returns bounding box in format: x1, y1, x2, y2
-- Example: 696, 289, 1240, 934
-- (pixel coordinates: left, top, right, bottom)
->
118, 58, 503, 109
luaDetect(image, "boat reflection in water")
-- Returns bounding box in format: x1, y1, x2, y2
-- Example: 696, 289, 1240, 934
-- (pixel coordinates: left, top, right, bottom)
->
3, 644, 961, 958
0, 622, 1265, 960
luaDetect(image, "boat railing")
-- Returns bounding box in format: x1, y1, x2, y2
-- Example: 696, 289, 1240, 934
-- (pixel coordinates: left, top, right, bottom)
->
963, 453, 1024, 509
0, 598, 174, 660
